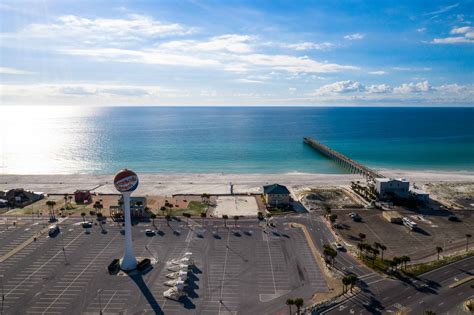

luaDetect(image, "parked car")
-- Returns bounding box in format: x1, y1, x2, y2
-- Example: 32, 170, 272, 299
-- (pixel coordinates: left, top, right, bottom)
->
350, 213, 362, 222
48, 224, 60, 236
145, 229, 155, 236
82, 221, 92, 228
107, 258, 120, 274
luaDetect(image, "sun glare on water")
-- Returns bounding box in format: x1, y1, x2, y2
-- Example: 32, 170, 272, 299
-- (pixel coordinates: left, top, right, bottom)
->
0, 106, 101, 174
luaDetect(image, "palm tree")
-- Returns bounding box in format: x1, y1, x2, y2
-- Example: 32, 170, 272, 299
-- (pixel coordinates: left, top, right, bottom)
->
201, 193, 210, 212
400, 255, 411, 270
183, 213, 191, 227
379, 244, 387, 261
323, 244, 337, 266
150, 213, 157, 229
46, 200, 56, 221
371, 247, 380, 265
201, 212, 206, 226
342, 276, 350, 294
358, 233, 366, 243
347, 274, 358, 292
466, 234, 472, 252
436, 246, 443, 260
357, 242, 365, 258
285, 298, 294, 315
324, 205, 331, 215
160, 206, 167, 216
233, 215, 239, 228
223, 215, 229, 228
294, 297, 304, 314
63, 194, 68, 208
165, 215, 171, 227
81, 212, 86, 222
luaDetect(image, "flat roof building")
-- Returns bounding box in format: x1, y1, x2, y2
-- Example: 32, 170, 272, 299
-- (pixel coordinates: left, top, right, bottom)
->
375, 178, 410, 200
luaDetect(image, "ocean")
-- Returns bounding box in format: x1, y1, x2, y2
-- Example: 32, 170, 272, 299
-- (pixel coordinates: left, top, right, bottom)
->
1, 106, 473, 174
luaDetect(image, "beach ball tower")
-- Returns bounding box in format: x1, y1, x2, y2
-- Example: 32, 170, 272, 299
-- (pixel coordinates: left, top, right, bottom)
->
114, 169, 139, 271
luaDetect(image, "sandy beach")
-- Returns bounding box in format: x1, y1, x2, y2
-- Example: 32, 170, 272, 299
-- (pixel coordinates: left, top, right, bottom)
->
1, 170, 473, 196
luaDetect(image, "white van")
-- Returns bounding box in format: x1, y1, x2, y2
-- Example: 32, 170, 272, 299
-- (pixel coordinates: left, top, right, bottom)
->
402, 217, 417, 230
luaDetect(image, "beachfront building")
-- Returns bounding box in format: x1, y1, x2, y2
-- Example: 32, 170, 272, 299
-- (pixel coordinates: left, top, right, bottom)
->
110, 196, 149, 220
0, 189, 44, 208
263, 184, 291, 206
74, 190, 92, 204
409, 188, 430, 202
374, 178, 410, 200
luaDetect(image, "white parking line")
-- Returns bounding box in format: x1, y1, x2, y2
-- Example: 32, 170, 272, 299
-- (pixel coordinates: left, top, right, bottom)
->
41, 233, 120, 314
4, 232, 85, 298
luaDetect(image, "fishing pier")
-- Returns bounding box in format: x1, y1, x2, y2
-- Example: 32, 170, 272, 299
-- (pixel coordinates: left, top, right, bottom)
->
303, 137, 384, 180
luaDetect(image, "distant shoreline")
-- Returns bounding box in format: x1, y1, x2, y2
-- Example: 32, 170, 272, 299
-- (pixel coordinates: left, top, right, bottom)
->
1, 169, 473, 195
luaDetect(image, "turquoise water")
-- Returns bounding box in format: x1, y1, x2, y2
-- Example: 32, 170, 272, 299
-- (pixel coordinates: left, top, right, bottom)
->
1, 106, 473, 174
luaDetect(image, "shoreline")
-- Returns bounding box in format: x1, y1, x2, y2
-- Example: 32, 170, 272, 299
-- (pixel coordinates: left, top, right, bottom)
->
1, 169, 473, 195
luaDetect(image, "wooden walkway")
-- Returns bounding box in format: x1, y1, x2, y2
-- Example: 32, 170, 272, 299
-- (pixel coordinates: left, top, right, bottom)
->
303, 137, 384, 180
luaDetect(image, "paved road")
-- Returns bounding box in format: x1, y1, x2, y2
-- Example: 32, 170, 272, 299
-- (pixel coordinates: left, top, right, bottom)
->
274, 212, 473, 314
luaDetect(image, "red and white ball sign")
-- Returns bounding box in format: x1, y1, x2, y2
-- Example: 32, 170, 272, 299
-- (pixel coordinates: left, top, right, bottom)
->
114, 169, 139, 193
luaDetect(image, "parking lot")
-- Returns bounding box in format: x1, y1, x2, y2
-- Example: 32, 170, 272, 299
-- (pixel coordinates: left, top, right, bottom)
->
333, 208, 474, 261
0, 216, 328, 314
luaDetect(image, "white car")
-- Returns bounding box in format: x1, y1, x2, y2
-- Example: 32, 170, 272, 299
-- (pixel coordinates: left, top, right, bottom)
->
163, 284, 186, 300
170, 257, 194, 265
334, 243, 344, 250
164, 279, 185, 287
166, 270, 188, 280
167, 264, 189, 272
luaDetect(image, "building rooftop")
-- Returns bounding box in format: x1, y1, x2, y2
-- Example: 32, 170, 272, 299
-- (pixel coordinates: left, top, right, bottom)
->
263, 184, 290, 195
375, 177, 409, 183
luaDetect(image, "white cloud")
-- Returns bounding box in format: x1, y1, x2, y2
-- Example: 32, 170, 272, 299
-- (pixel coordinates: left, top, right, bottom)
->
424, 3, 460, 16
61, 47, 220, 67
237, 54, 359, 73
344, 33, 365, 40
283, 42, 334, 51
431, 25, 474, 44
435, 83, 472, 93
450, 26, 473, 34
4, 14, 195, 46
159, 34, 254, 53
0, 83, 181, 105
2, 13, 360, 77
366, 84, 392, 94
369, 71, 387, 75
236, 78, 264, 84
0, 67, 35, 75
417, 27, 427, 33
393, 81, 431, 93
307, 80, 473, 105
432, 37, 474, 44
314, 80, 365, 95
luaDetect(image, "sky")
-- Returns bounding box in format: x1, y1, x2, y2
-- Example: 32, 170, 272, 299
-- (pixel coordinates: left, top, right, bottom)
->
0, 0, 473, 106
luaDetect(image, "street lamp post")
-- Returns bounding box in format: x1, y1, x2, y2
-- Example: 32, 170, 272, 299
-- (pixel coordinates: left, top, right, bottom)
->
1, 275, 4, 315
97, 289, 103, 315
114, 169, 139, 271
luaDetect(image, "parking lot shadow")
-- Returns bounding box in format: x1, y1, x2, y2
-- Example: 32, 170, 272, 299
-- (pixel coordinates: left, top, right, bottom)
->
129, 273, 164, 315
178, 296, 196, 309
